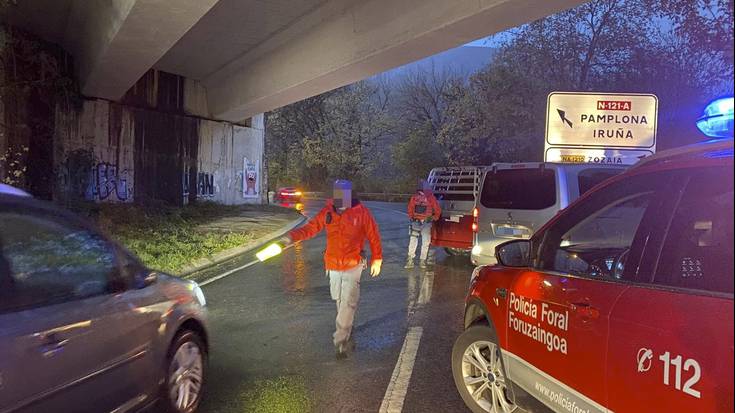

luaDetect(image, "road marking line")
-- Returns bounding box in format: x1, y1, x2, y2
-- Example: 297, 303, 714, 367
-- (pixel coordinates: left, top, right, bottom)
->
379, 326, 423, 413
199, 243, 297, 287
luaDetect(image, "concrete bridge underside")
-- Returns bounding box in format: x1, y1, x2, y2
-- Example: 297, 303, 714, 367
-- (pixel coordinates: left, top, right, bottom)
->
4, 0, 586, 122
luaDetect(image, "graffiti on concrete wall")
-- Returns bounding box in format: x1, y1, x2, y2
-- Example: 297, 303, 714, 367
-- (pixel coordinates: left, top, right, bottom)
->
197, 172, 215, 198
182, 165, 191, 204
92, 163, 129, 201
243, 158, 260, 198
61, 150, 131, 202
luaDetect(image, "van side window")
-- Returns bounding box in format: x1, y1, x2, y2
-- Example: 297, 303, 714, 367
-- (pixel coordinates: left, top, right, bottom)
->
654, 168, 734, 295
537, 172, 665, 280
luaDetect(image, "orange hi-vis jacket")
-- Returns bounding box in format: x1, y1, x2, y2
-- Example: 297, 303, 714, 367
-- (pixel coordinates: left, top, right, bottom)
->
288, 199, 383, 271
408, 192, 441, 222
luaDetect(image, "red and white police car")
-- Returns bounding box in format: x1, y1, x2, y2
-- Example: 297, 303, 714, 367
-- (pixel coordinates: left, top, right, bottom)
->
452, 138, 734, 413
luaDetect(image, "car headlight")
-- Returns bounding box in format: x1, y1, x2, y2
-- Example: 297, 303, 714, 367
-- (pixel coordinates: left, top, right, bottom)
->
471, 244, 482, 256
192, 283, 206, 307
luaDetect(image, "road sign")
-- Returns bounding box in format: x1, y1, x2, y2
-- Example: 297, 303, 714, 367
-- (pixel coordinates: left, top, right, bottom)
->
546, 92, 658, 149
545, 147, 654, 165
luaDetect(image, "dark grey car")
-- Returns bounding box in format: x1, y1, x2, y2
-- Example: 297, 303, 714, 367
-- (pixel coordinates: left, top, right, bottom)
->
0, 192, 208, 413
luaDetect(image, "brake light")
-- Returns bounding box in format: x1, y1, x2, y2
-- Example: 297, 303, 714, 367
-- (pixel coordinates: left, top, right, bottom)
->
472, 207, 479, 232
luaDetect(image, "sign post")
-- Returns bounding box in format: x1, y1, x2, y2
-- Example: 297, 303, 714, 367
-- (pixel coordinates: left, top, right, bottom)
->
545, 92, 658, 165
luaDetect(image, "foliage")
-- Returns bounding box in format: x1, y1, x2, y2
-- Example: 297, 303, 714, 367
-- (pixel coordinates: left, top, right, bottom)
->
266, 81, 391, 192
0, 144, 27, 185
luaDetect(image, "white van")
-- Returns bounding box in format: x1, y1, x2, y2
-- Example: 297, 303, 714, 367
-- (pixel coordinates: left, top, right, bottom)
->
471, 162, 628, 265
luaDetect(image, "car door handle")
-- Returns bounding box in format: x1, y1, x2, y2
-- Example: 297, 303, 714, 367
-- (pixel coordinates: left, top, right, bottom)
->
39, 334, 69, 358
570, 302, 600, 319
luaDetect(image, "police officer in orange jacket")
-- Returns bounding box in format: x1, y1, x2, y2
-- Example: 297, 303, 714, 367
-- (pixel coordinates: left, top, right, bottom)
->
405, 179, 441, 269
282, 180, 382, 356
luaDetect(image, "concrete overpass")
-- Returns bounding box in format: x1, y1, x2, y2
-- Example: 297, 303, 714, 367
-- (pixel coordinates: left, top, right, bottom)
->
4, 0, 586, 122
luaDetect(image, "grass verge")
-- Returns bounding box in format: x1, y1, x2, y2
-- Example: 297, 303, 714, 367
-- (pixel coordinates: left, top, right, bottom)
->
74, 201, 293, 274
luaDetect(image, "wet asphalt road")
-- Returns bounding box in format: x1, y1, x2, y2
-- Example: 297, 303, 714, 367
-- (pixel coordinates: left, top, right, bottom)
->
194, 200, 475, 413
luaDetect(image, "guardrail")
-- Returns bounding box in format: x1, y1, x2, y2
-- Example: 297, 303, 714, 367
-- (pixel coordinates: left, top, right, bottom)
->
303, 192, 412, 202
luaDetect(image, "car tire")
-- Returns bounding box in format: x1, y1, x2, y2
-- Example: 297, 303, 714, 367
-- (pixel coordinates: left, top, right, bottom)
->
452, 325, 517, 413
159, 330, 207, 413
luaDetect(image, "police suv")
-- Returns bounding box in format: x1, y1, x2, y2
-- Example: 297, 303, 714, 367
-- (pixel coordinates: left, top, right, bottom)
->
451, 139, 734, 413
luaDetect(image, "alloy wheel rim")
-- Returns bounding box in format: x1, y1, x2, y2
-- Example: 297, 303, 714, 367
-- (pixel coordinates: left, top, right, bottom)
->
169, 341, 204, 411
461, 340, 516, 413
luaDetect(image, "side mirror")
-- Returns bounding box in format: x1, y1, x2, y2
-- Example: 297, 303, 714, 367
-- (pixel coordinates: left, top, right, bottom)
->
124, 262, 157, 289
495, 240, 531, 267
140, 271, 158, 287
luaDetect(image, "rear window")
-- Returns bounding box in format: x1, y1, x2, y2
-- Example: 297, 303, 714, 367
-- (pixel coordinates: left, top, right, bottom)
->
480, 169, 556, 210
578, 168, 624, 195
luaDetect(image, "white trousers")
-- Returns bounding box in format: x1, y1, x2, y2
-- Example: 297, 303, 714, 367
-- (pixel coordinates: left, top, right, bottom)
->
329, 265, 362, 346
407, 221, 432, 261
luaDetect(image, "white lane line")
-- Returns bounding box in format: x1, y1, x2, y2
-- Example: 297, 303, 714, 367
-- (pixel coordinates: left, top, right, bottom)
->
379, 326, 424, 413
199, 243, 297, 287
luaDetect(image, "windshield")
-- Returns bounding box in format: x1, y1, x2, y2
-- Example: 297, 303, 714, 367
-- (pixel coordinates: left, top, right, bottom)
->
578, 168, 625, 195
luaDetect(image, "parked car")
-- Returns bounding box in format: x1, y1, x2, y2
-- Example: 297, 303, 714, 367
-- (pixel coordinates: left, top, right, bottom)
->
427, 166, 484, 256
0, 188, 209, 413
452, 139, 734, 413
471, 162, 627, 266
275, 187, 303, 204
274, 187, 304, 211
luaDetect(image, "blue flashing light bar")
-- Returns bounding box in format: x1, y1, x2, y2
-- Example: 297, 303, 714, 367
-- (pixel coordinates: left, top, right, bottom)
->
697, 97, 734, 138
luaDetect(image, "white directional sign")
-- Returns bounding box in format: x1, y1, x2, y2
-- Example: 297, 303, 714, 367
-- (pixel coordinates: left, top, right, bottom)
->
545, 92, 658, 165
546, 92, 658, 148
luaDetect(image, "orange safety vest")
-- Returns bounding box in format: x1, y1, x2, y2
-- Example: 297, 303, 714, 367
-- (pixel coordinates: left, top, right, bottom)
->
408, 192, 441, 222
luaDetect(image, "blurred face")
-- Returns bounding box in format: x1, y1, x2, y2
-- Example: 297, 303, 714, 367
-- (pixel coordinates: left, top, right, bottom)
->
333, 180, 352, 211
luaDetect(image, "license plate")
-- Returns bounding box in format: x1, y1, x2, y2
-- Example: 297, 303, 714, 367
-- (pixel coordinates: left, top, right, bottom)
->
496, 227, 526, 236
447, 215, 461, 223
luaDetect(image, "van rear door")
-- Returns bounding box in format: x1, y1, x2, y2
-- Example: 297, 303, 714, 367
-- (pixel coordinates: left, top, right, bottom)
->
477, 165, 560, 241
428, 167, 482, 250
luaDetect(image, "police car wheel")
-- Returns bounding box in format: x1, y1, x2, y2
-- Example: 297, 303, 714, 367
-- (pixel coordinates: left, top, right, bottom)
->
452, 325, 517, 413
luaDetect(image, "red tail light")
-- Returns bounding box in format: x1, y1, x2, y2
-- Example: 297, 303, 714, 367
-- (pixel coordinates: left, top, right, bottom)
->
472, 207, 479, 232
